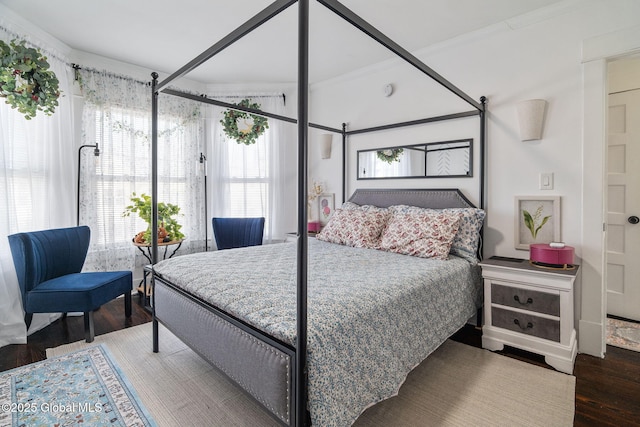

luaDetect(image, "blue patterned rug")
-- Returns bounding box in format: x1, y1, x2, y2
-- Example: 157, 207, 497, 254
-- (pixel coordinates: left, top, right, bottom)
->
0, 344, 156, 427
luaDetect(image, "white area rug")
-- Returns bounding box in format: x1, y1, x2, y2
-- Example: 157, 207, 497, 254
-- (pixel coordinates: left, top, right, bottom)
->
47, 323, 576, 426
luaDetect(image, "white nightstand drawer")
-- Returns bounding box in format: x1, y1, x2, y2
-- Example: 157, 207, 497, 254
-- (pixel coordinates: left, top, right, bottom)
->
491, 306, 560, 342
491, 283, 560, 316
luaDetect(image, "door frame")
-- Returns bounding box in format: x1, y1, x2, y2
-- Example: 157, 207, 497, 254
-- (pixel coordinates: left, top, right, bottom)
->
581, 25, 640, 358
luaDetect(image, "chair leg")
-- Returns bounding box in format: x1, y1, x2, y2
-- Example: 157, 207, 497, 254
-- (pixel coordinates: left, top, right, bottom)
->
24, 313, 33, 330
84, 311, 95, 343
153, 318, 159, 353
124, 291, 132, 317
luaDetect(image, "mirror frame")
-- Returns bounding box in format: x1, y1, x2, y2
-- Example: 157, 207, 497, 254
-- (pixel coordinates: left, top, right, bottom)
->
357, 138, 473, 180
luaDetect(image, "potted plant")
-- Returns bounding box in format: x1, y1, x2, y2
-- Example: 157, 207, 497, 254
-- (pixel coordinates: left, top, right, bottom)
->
0, 39, 61, 120
122, 193, 185, 244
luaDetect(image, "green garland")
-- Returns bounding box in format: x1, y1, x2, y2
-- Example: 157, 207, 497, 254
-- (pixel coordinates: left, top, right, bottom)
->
376, 148, 404, 164
0, 39, 60, 120
220, 99, 269, 145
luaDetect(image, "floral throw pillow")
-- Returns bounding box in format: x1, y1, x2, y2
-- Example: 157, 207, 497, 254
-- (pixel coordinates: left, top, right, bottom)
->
389, 205, 485, 261
380, 211, 463, 259
317, 208, 390, 249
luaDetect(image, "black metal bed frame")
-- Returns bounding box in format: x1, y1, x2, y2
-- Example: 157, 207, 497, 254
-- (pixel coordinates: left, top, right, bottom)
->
150, 1, 486, 425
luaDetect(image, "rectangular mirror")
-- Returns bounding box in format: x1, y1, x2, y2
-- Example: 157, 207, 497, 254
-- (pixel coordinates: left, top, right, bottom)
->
357, 138, 473, 179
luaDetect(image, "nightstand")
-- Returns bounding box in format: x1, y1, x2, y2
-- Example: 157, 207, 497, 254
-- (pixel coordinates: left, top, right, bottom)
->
479, 256, 579, 374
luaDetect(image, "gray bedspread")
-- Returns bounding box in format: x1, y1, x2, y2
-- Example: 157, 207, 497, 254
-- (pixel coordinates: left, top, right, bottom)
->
153, 238, 482, 426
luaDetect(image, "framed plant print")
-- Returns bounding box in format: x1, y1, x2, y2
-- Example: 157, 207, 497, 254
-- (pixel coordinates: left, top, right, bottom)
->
514, 196, 560, 250
318, 193, 335, 226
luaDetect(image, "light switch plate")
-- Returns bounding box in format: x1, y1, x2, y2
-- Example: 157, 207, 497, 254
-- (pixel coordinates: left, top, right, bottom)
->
540, 172, 554, 190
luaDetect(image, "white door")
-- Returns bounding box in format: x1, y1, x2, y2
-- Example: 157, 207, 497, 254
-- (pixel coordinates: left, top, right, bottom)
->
606, 88, 640, 321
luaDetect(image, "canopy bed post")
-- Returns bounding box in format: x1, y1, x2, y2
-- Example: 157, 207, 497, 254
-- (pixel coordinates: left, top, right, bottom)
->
151, 73, 159, 265
479, 96, 487, 211
296, 0, 310, 424
341, 122, 347, 204
478, 96, 487, 261
151, 71, 160, 353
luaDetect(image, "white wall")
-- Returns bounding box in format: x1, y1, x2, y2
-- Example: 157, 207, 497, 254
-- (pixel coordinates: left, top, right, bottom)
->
308, 0, 640, 356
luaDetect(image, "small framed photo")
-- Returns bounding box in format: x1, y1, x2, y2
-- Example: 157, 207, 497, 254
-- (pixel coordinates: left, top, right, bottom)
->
318, 193, 335, 226
514, 196, 561, 250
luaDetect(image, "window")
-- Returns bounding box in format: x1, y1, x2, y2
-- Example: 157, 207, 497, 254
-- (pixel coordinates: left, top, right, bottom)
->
225, 134, 269, 217
0, 122, 45, 231
78, 70, 204, 271
209, 94, 287, 242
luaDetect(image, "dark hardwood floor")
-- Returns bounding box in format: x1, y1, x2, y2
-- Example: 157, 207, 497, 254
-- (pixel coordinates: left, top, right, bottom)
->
1, 297, 639, 426
0, 295, 152, 372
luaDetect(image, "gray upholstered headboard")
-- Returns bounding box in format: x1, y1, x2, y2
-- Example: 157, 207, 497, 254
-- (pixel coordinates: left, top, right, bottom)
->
347, 188, 476, 209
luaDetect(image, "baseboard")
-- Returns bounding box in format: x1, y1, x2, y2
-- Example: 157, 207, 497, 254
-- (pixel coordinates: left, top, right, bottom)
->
578, 319, 604, 358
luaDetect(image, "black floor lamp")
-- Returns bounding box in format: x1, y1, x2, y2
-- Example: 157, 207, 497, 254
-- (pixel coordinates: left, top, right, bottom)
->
77, 144, 100, 225
200, 152, 208, 251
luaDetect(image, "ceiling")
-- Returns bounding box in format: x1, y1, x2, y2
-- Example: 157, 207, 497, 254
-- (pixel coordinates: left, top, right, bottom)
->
0, 0, 566, 85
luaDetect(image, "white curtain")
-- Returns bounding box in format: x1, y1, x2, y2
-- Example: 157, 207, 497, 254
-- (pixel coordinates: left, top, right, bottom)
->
0, 28, 76, 347
207, 94, 288, 244
78, 69, 206, 273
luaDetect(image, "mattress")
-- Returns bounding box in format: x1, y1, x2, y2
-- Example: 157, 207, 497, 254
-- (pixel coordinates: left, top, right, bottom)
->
153, 238, 482, 426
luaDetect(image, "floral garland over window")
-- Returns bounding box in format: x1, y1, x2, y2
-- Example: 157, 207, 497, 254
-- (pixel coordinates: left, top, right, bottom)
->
221, 98, 269, 145
0, 39, 60, 120
376, 148, 404, 164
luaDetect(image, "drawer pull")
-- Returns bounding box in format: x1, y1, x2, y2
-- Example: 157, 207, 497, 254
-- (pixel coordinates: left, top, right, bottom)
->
514, 319, 534, 330
514, 295, 533, 305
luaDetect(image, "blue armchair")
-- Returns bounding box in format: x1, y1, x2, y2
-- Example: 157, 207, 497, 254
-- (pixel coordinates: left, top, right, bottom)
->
212, 217, 265, 250
8, 225, 132, 343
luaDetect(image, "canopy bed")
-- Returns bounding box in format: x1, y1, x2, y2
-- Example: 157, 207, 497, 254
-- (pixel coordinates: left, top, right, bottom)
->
148, 1, 487, 425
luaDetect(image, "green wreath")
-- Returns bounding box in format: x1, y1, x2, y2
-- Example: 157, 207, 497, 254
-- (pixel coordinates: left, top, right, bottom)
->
377, 148, 404, 164
0, 39, 61, 120
221, 99, 269, 145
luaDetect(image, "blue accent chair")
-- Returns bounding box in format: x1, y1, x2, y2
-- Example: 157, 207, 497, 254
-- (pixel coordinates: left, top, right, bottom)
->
8, 225, 132, 343
212, 217, 265, 250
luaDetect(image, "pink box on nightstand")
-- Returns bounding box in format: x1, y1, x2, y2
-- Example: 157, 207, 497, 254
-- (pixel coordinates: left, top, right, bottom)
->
530, 243, 575, 266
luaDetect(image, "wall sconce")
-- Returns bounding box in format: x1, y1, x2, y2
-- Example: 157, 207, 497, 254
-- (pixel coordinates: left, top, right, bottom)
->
320, 134, 333, 159
516, 99, 547, 141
